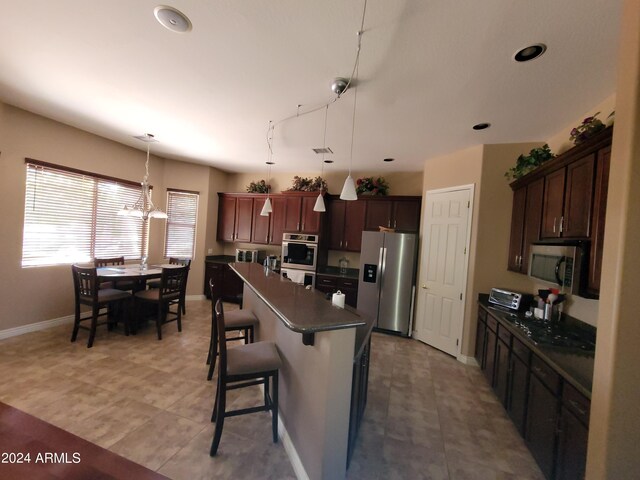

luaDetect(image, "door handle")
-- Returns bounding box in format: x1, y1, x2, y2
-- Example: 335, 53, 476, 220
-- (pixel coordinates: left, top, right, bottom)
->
297, 222, 300, 231
553, 217, 556, 233
422, 284, 428, 290
302, 223, 305, 231
340, 240, 343, 248
387, 220, 391, 228
394, 220, 397, 228
559, 216, 564, 233
555, 255, 566, 286
345, 240, 348, 249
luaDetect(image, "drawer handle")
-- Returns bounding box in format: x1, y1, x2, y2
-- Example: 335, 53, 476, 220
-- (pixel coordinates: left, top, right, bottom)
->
568, 399, 588, 416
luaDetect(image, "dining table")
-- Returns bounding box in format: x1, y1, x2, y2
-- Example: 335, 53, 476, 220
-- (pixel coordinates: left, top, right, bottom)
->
96, 263, 181, 293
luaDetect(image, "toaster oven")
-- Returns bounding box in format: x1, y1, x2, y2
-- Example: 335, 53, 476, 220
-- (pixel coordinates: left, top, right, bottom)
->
488, 288, 533, 311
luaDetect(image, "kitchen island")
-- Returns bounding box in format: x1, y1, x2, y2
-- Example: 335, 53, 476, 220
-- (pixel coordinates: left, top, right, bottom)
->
230, 262, 373, 480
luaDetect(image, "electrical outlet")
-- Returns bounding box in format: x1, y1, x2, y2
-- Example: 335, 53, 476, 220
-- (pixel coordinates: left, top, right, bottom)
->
207, 248, 213, 255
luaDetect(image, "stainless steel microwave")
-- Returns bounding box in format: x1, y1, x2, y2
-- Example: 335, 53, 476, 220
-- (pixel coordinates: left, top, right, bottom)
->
529, 243, 584, 294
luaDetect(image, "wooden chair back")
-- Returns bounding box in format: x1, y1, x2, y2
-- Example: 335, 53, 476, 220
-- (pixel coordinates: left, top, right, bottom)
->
214, 299, 228, 377
72, 265, 99, 303
94, 256, 125, 267
160, 266, 188, 300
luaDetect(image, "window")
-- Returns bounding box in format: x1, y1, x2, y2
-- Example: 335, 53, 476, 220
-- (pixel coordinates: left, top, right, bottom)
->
163, 189, 199, 258
22, 159, 149, 267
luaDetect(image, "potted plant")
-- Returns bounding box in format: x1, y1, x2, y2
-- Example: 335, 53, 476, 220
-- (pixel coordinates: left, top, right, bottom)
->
246, 179, 270, 193
504, 144, 555, 181
356, 176, 389, 195
570, 112, 606, 145
285, 175, 328, 192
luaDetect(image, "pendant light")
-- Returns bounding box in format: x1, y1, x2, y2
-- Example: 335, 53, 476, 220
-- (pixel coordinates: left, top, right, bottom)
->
261, 123, 275, 216
313, 105, 330, 212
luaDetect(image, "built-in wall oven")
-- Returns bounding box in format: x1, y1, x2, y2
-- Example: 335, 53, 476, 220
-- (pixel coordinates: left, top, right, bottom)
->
281, 233, 318, 271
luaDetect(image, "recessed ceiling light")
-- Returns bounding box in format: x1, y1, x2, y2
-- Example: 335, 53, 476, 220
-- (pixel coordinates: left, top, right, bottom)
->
514, 44, 546, 62
383, 158, 394, 162
323, 160, 334, 164
154, 6, 192, 33
472, 123, 491, 130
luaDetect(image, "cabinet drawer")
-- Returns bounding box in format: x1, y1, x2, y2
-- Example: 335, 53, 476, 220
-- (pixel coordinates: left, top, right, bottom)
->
498, 324, 511, 344
511, 337, 531, 363
563, 383, 590, 427
478, 308, 488, 322
486, 315, 498, 332
208, 263, 224, 271
338, 278, 358, 290
531, 355, 561, 393
316, 276, 337, 288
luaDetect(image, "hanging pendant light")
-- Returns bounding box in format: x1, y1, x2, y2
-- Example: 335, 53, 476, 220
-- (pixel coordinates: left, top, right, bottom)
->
340, 78, 359, 201
118, 134, 167, 219
313, 105, 329, 212
260, 161, 273, 216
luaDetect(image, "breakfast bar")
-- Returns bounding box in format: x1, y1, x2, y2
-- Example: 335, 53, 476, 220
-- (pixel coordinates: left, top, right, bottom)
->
230, 262, 373, 480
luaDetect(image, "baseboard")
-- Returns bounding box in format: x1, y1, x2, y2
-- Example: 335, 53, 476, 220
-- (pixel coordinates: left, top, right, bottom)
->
277, 413, 310, 480
0, 314, 75, 340
457, 353, 479, 366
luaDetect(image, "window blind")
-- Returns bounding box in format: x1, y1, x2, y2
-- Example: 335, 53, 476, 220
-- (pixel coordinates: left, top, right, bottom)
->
22, 161, 148, 267
164, 189, 199, 258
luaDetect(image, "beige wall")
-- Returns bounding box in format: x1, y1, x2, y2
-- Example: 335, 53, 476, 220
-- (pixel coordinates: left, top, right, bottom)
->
0, 103, 224, 330
588, 0, 640, 476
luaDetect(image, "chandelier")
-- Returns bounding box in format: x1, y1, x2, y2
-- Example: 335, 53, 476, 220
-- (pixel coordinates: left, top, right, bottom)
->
118, 134, 167, 220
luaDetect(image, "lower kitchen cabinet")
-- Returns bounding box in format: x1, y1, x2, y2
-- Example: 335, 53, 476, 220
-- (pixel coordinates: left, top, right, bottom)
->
476, 304, 592, 479
315, 274, 358, 308
204, 262, 243, 303
348, 336, 370, 467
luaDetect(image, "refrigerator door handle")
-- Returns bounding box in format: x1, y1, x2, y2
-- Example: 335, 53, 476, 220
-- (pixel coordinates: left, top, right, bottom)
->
378, 247, 384, 280
380, 247, 388, 289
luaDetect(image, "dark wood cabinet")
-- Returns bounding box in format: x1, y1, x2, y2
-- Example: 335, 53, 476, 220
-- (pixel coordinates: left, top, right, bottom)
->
283, 195, 303, 233
556, 407, 589, 480
234, 197, 254, 242
363, 196, 421, 232
204, 261, 243, 303
562, 155, 595, 238
475, 312, 487, 368
348, 336, 370, 467
525, 373, 559, 479
251, 197, 271, 244
269, 196, 287, 246
541, 168, 566, 239
507, 337, 531, 436
328, 199, 367, 251
251, 196, 287, 245
494, 328, 510, 406
315, 274, 358, 308
300, 195, 322, 233
587, 146, 611, 296
217, 195, 237, 242
508, 179, 544, 273
483, 316, 497, 386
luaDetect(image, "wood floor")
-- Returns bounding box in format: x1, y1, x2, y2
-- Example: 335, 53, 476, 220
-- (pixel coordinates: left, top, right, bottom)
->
0, 299, 543, 479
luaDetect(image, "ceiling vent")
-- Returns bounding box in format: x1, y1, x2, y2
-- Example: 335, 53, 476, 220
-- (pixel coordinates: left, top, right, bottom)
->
312, 147, 333, 154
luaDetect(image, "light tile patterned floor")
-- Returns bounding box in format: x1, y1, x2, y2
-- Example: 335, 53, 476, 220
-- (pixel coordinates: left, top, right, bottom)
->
0, 299, 543, 479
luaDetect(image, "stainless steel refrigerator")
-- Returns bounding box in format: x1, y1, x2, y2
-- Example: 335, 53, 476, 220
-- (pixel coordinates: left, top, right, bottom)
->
357, 231, 418, 336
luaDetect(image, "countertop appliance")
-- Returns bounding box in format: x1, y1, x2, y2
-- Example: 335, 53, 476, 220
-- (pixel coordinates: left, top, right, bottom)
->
235, 249, 261, 263
488, 288, 533, 311
529, 243, 585, 295
281, 233, 318, 271
357, 231, 417, 336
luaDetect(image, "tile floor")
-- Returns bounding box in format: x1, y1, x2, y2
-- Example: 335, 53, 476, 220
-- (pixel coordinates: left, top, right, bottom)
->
0, 299, 543, 479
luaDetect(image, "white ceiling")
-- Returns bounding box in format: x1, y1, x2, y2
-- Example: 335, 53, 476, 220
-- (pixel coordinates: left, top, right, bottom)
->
0, 1, 622, 173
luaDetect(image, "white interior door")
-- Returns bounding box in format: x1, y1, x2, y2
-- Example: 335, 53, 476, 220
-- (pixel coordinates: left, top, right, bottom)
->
414, 186, 473, 357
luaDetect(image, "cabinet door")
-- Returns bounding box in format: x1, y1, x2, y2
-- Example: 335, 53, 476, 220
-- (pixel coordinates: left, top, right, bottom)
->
283, 196, 302, 232
205, 263, 224, 299
364, 200, 393, 230
327, 200, 346, 250
521, 178, 544, 274
587, 147, 611, 295
344, 201, 367, 251
251, 197, 270, 244
475, 315, 486, 368
300, 195, 322, 233
525, 375, 559, 479
483, 323, 497, 385
556, 407, 588, 480
494, 337, 510, 406
541, 168, 566, 238
563, 154, 595, 238
269, 196, 287, 245
217, 196, 236, 242
338, 278, 358, 308
234, 197, 254, 242
507, 353, 529, 436
508, 187, 527, 272
222, 266, 244, 302
393, 199, 421, 231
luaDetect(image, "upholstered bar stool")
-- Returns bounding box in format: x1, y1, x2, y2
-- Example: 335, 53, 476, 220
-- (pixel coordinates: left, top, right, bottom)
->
209, 299, 282, 456
206, 278, 259, 380
71, 265, 132, 348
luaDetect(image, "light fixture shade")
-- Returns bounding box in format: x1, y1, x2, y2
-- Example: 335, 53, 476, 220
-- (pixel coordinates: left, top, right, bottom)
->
129, 209, 144, 218
118, 206, 131, 216
260, 197, 272, 216
148, 209, 168, 219
340, 175, 358, 201
313, 193, 326, 212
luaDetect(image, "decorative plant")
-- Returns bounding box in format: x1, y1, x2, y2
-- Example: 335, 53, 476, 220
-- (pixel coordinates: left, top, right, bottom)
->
570, 112, 606, 145
286, 175, 328, 192
246, 179, 270, 193
356, 176, 389, 195
504, 144, 555, 181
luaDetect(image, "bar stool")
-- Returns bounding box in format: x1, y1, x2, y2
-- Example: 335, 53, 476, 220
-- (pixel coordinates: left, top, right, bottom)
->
209, 299, 282, 456
206, 278, 258, 380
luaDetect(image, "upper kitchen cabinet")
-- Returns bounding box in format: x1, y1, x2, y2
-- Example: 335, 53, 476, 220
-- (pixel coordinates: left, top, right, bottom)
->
280, 192, 323, 234
217, 193, 254, 243
327, 198, 366, 251
508, 178, 544, 273
252, 195, 287, 245
363, 196, 421, 232
586, 146, 611, 296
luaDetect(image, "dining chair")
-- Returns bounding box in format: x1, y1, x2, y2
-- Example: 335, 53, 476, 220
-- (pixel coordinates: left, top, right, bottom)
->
133, 265, 188, 340
94, 256, 135, 292
147, 257, 191, 314
206, 278, 258, 381
210, 299, 282, 456
71, 265, 132, 348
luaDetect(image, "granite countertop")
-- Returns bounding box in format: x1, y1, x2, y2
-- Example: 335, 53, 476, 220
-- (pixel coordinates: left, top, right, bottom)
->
231, 262, 371, 358
205, 255, 236, 263
478, 298, 595, 397
316, 266, 360, 280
